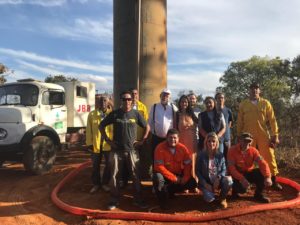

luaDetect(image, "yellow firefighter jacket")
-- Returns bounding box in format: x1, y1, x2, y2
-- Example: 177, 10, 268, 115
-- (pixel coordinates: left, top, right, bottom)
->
86, 108, 113, 153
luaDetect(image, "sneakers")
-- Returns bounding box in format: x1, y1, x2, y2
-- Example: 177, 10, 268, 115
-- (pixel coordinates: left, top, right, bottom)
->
89, 185, 100, 194
133, 200, 148, 209
254, 194, 271, 203
107, 202, 119, 210
102, 184, 110, 192
219, 199, 228, 209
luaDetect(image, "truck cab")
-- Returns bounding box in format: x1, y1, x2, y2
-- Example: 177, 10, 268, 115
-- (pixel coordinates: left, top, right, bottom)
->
0, 79, 91, 174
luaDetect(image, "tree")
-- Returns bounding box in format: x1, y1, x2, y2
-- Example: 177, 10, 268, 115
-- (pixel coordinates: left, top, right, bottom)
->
44, 75, 78, 83
0, 63, 9, 84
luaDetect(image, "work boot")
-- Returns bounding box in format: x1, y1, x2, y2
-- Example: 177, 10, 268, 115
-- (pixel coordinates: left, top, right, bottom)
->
254, 194, 271, 203
133, 199, 148, 209
272, 176, 283, 191
89, 185, 100, 194
219, 198, 228, 209
231, 189, 240, 199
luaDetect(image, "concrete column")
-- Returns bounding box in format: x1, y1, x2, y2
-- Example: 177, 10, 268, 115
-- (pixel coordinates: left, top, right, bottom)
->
113, 0, 139, 108
113, 0, 167, 109
139, 0, 167, 110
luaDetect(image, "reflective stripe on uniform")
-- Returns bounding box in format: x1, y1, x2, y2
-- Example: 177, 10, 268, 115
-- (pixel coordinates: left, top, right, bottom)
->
183, 159, 192, 165
154, 159, 164, 165
254, 155, 264, 162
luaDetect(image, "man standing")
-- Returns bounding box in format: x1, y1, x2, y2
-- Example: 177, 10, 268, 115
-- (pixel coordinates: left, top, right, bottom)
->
227, 133, 273, 203
86, 95, 112, 193
120, 88, 149, 187
237, 83, 282, 190
215, 92, 233, 161
188, 93, 201, 118
148, 88, 178, 162
153, 128, 196, 209
130, 88, 148, 140
99, 91, 150, 210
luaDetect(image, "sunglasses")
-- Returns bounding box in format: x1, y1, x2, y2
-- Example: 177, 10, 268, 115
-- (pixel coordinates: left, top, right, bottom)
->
122, 98, 132, 101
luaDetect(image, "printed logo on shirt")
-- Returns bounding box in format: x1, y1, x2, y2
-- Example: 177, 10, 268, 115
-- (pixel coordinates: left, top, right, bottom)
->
129, 118, 136, 123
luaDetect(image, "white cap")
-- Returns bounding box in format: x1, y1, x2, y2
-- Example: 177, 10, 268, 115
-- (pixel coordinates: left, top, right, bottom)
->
161, 88, 171, 95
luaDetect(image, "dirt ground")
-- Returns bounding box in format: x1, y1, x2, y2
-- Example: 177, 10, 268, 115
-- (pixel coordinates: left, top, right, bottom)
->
0, 147, 299, 225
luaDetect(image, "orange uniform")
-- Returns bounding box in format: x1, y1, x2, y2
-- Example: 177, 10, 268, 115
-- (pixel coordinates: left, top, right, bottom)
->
227, 143, 271, 181
154, 141, 192, 183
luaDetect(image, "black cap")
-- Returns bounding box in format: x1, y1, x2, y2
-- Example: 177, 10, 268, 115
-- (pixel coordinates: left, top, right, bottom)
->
240, 132, 253, 142
250, 82, 260, 89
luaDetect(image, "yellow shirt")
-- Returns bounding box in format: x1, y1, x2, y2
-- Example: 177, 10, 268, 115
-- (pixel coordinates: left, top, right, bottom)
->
135, 100, 148, 140
86, 108, 113, 153
237, 97, 278, 138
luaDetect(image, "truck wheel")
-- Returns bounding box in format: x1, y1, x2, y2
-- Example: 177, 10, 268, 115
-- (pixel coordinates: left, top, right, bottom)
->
23, 136, 57, 175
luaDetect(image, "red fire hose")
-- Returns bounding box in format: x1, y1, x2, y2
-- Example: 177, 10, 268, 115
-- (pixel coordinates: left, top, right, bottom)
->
51, 161, 300, 222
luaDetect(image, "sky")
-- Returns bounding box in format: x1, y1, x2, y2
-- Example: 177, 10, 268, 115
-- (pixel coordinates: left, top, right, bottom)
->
1, 0, 300, 98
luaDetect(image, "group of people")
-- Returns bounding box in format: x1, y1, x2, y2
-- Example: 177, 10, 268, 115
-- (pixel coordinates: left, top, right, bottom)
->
85, 82, 282, 211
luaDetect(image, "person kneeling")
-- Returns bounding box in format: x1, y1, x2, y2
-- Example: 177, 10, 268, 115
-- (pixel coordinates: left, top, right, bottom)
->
227, 132, 273, 203
153, 128, 197, 210
196, 132, 232, 209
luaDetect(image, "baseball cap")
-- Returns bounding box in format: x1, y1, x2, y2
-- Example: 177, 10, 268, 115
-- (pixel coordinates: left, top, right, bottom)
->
240, 132, 253, 142
161, 88, 171, 95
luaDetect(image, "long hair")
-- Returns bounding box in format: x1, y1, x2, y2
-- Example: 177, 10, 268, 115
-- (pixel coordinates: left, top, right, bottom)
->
177, 95, 198, 122
203, 132, 219, 155
204, 96, 222, 125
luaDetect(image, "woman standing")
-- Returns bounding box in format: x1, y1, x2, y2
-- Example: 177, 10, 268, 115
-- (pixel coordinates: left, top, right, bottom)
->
196, 132, 232, 209
176, 95, 199, 192
198, 96, 226, 153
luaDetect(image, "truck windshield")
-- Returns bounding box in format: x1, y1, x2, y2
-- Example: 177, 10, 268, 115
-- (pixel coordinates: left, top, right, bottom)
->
0, 84, 39, 106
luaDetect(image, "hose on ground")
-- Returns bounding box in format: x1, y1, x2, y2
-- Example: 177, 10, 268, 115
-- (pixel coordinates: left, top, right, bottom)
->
51, 160, 300, 222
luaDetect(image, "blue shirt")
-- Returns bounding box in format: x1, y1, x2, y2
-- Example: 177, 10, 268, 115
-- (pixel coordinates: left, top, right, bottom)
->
220, 106, 233, 142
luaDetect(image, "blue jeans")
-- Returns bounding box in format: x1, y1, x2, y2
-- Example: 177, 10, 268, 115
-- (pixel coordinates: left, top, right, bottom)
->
200, 176, 233, 202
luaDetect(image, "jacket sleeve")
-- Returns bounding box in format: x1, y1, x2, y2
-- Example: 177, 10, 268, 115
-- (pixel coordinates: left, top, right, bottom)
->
148, 105, 154, 132
196, 153, 209, 187
227, 147, 245, 181
85, 112, 93, 146
219, 154, 227, 177
236, 101, 244, 137
266, 100, 279, 136
154, 145, 177, 183
182, 145, 192, 183
253, 149, 271, 178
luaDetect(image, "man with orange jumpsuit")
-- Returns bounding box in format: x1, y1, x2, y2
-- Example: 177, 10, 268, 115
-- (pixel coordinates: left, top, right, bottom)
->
237, 82, 282, 190
153, 128, 197, 209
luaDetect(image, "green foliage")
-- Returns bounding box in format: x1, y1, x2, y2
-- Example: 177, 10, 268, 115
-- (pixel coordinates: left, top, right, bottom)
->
0, 63, 9, 84
44, 74, 78, 83
175, 90, 205, 110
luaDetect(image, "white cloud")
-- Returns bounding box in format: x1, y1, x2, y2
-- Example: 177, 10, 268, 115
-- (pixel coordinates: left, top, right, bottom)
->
168, 0, 300, 60
0, 0, 66, 6
0, 48, 113, 73
168, 69, 222, 96
13, 60, 111, 90
41, 17, 113, 43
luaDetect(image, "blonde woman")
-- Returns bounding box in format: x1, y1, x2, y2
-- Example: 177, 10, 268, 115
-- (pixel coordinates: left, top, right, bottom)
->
196, 132, 232, 209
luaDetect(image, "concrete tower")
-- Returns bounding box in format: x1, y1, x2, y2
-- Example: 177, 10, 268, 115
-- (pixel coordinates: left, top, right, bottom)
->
113, 0, 167, 109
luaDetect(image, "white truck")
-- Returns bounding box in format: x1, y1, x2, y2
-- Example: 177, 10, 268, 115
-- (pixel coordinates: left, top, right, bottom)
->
0, 79, 95, 174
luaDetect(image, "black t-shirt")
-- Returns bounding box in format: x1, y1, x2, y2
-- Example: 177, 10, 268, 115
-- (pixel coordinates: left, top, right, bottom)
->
100, 108, 147, 151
